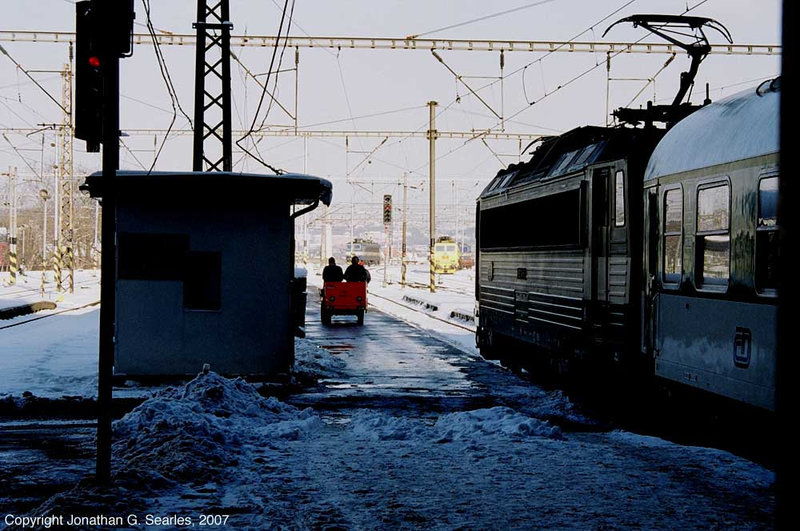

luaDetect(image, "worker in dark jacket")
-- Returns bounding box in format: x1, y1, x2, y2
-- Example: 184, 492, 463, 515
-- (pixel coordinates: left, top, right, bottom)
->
322, 257, 344, 282
344, 256, 369, 282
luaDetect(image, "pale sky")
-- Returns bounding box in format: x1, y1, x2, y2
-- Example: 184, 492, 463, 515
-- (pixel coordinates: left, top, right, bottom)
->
1, 0, 782, 236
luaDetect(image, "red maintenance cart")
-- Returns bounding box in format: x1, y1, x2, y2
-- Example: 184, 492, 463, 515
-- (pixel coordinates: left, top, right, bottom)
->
320, 281, 367, 325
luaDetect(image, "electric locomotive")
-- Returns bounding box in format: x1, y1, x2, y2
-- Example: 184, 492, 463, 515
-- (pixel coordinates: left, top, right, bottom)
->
346, 238, 381, 265
432, 236, 460, 274
475, 124, 664, 368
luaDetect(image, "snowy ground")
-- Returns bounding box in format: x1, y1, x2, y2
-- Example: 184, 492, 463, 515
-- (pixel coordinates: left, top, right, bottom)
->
1, 270, 102, 400
0, 266, 776, 529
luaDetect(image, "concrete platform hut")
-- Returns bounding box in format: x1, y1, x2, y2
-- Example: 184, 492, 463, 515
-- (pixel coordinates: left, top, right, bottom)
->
83, 170, 332, 380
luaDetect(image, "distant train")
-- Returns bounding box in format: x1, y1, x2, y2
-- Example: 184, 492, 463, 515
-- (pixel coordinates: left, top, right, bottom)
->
458, 243, 475, 269
432, 236, 460, 274
346, 238, 381, 266
474, 15, 778, 412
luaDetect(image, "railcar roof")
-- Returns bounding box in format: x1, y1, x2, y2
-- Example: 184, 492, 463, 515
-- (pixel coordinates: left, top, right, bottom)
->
480, 125, 654, 198
644, 79, 780, 181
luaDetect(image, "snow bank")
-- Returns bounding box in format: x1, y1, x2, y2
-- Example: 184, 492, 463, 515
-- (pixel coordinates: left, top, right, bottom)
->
113, 371, 321, 483
348, 410, 428, 441
511, 387, 599, 429
608, 430, 775, 486
293, 337, 347, 380
434, 406, 562, 442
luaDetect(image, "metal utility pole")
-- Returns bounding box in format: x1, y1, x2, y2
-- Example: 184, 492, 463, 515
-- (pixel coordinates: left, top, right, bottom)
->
39, 188, 49, 296
605, 52, 612, 127
319, 206, 331, 268
301, 137, 307, 265
57, 59, 75, 294
427, 101, 438, 293
4, 168, 18, 285
401, 172, 408, 287
193, 0, 233, 172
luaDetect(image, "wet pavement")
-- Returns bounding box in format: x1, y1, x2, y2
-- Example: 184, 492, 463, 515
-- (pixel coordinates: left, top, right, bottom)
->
0, 305, 513, 516
289, 304, 585, 428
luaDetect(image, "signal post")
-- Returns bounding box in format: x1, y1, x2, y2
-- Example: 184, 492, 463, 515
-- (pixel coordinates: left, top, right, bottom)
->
74, 0, 135, 483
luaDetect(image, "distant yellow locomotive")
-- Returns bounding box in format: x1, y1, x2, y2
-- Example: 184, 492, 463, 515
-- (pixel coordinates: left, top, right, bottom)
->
432, 236, 460, 274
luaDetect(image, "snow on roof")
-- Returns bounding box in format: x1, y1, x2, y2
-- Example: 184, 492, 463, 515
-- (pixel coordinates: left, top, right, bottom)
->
82, 170, 333, 207
644, 79, 780, 181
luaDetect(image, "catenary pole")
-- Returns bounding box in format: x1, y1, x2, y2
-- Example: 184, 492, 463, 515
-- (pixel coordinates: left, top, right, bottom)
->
401, 172, 407, 287
427, 101, 437, 293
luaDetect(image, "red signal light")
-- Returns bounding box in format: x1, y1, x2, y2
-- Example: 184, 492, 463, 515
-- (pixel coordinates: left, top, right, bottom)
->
88, 56, 101, 68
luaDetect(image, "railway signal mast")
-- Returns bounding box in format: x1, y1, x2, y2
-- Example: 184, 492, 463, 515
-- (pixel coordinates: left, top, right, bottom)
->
74, 0, 135, 483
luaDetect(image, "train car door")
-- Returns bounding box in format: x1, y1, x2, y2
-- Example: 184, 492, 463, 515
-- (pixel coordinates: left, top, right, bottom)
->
591, 167, 611, 304
643, 188, 659, 355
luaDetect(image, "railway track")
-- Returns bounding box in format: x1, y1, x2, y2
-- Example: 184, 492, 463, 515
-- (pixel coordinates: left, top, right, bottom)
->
367, 290, 475, 333
0, 299, 100, 330
389, 279, 473, 297
0, 275, 100, 298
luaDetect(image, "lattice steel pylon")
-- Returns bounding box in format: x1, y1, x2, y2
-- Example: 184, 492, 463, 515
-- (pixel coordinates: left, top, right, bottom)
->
56, 59, 74, 294
193, 0, 233, 172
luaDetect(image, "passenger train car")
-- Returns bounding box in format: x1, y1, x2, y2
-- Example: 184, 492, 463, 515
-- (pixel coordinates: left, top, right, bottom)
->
642, 78, 779, 411
475, 79, 779, 411
458, 243, 475, 269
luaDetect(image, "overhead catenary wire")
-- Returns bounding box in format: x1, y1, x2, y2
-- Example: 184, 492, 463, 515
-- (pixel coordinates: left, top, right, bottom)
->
3, 132, 42, 179
425, 0, 717, 167
383, 0, 642, 177
520, 0, 639, 104
406, 0, 563, 40
236, 0, 294, 173
0, 43, 68, 114
254, 0, 296, 133
140, 0, 193, 173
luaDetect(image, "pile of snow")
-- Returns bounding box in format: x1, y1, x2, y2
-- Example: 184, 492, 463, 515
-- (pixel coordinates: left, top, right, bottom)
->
434, 406, 562, 442
608, 430, 775, 486
293, 338, 347, 380
347, 407, 563, 444
113, 371, 321, 483
348, 410, 428, 441
505, 387, 599, 429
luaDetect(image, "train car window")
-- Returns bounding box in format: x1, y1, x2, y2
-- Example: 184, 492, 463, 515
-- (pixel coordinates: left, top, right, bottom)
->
696, 183, 730, 288
547, 143, 604, 179
662, 188, 682, 284
614, 170, 625, 227
480, 188, 582, 248
548, 149, 581, 178
756, 176, 779, 293
572, 143, 603, 169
